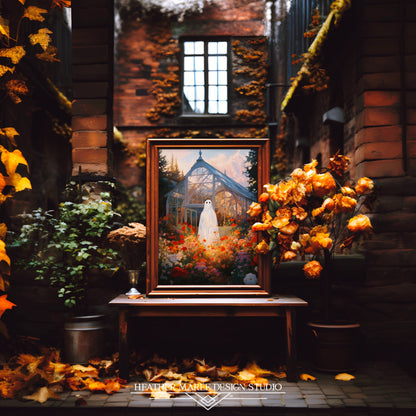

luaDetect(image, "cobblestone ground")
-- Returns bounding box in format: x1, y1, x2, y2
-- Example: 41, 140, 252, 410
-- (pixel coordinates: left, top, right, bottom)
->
1, 361, 416, 414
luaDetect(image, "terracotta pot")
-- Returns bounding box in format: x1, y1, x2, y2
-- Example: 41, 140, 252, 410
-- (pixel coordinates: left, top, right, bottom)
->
308, 321, 360, 372
64, 314, 105, 364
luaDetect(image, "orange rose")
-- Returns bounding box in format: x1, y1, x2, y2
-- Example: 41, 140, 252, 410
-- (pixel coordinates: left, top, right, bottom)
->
247, 202, 262, 217
312, 172, 337, 197
333, 194, 357, 213
355, 177, 374, 195
303, 260, 323, 279
280, 221, 299, 235
304, 159, 318, 172
255, 240, 269, 254
292, 206, 308, 221
348, 214, 372, 233
252, 222, 273, 232
259, 192, 270, 202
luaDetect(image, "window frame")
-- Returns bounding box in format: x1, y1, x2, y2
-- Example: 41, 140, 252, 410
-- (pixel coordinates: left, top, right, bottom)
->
180, 37, 231, 118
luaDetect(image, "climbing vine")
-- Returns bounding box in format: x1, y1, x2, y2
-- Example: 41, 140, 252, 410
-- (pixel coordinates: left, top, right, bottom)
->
233, 38, 267, 128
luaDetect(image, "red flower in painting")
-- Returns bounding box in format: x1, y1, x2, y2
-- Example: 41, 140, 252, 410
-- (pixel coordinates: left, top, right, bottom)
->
171, 266, 188, 278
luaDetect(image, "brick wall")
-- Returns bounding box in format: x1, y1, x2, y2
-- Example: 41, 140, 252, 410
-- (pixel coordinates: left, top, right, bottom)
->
278, 0, 416, 356
72, 0, 114, 176
114, 0, 267, 186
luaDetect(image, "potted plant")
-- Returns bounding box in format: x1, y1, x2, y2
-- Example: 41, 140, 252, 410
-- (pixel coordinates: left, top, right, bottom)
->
248, 153, 374, 371
11, 190, 121, 363
107, 222, 147, 295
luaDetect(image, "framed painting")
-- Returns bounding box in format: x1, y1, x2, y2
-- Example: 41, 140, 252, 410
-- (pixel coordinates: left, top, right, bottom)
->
146, 138, 270, 296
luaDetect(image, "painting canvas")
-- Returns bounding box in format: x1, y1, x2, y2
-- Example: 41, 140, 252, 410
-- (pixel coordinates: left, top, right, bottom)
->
147, 138, 270, 295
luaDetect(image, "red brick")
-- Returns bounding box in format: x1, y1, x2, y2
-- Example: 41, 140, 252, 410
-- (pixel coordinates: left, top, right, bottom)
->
359, 56, 400, 73
72, 46, 110, 65
73, 82, 109, 99
72, 28, 109, 46
72, 8, 111, 29
358, 73, 401, 90
362, 91, 400, 107
72, 148, 108, 164
73, 64, 110, 82
362, 3, 400, 22
72, 99, 107, 116
371, 213, 416, 234
356, 141, 403, 164
405, 55, 416, 71
356, 107, 400, 129
407, 109, 416, 124
72, 131, 108, 148
405, 73, 416, 89
406, 125, 416, 140
72, 116, 108, 131
375, 177, 416, 195
355, 159, 405, 178
360, 22, 401, 38
407, 140, 416, 158
355, 125, 402, 146
72, 163, 108, 176
361, 38, 399, 56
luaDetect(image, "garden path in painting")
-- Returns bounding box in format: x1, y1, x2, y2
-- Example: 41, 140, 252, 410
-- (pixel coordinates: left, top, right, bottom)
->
159, 149, 258, 285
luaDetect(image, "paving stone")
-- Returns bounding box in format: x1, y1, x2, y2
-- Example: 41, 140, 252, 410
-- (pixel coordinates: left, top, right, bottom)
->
128, 399, 151, 407
149, 399, 173, 407
343, 398, 368, 407
262, 398, 285, 407
308, 404, 330, 408
326, 398, 345, 407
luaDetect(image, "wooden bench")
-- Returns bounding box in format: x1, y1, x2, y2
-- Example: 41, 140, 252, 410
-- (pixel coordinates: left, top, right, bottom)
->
109, 295, 308, 382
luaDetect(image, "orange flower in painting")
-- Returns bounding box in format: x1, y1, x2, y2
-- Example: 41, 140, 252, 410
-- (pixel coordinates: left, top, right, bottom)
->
347, 214, 372, 233
310, 232, 332, 251
280, 221, 299, 235
259, 192, 270, 202
341, 187, 356, 197
262, 210, 273, 224
271, 207, 291, 229
264, 183, 278, 194
355, 177, 374, 195
292, 206, 307, 221
247, 202, 262, 217
255, 240, 269, 254
252, 222, 273, 232
303, 159, 318, 172
312, 172, 337, 197
303, 260, 323, 279
312, 197, 335, 217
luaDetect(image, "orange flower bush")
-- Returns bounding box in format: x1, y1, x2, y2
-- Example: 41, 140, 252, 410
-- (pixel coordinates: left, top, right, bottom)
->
247, 152, 374, 280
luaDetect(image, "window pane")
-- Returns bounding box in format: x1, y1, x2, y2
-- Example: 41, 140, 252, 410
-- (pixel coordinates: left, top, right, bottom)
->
184, 57, 194, 71
184, 41, 194, 55
208, 56, 217, 71
195, 71, 204, 85
208, 86, 217, 101
194, 56, 204, 71
196, 86, 205, 100
218, 101, 228, 114
217, 42, 228, 54
184, 72, 194, 86
208, 71, 217, 85
195, 101, 205, 113
208, 42, 217, 55
183, 86, 195, 101
218, 86, 227, 100
208, 101, 218, 113
218, 56, 227, 70
218, 71, 227, 85
194, 41, 204, 55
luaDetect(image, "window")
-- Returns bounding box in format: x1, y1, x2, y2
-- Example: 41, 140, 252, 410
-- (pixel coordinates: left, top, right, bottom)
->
182, 40, 229, 115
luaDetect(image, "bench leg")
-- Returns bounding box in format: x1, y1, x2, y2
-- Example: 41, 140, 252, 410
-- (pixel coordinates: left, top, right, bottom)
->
285, 307, 298, 382
119, 310, 129, 380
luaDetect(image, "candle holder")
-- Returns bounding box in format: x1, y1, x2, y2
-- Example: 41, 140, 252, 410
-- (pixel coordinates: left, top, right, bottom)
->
125, 269, 141, 296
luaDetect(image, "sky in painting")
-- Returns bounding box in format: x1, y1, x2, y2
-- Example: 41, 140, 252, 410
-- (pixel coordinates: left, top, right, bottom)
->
160, 148, 252, 188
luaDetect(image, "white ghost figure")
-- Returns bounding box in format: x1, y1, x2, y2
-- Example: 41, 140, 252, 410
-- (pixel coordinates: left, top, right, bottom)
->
198, 199, 219, 246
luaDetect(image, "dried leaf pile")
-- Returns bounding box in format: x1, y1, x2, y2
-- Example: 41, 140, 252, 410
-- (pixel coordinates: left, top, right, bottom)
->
0, 349, 126, 403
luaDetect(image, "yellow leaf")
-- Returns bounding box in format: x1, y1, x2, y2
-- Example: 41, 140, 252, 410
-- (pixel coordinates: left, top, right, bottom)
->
0, 294, 16, 319
335, 373, 355, 381
300, 373, 316, 381
235, 369, 256, 381
5, 79, 29, 104
0, 223, 7, 240
19, 0, 26, 4
14, 176, 31, 192
0, 145, 29, 176
29, 28, 52, 51
0, 240, 11, 266
0, 47, 26, 64
36, 45, 59, 62
23, 386, 60, 403
0, 65, 14, 78
150, 389, 171, 399
0, 128, 19, 146
0, 15, 9, 38
23, 6, 48, 22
